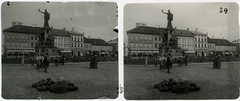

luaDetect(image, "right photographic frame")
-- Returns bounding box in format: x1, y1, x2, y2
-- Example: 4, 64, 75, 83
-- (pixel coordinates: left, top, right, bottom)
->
124, 2, 239, 100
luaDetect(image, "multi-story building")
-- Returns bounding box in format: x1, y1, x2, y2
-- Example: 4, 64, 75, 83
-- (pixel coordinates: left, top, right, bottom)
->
69, 29, 84, 56
191, 30, 208, 57
174, 28, 195, 57
232, 39, 240, 54
51, 28, 71, 56
83, 37, 92, 56
209, 38, 236, 55
207, 37, 216, 55
127, 25, 162, 59
84, 37, 112, 56
2, 23, 73, 58
3, 24, 39, 58
108, 38, 118, 57
127, 23, 182, 59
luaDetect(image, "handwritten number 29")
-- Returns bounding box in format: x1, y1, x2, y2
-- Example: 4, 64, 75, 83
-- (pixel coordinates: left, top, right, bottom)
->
220, 7, 228, 14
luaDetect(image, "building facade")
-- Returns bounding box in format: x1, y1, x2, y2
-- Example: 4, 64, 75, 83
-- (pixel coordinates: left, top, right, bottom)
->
127, 24, 182, 59
232, 39, 240, 54
191, 31, 208, 57
3, 24, 39, 58
69, 31, 84, 56
208, 38, 236, 56
84, 38, 112, 56
175, 28, 195, 57
2, 23, 73, 58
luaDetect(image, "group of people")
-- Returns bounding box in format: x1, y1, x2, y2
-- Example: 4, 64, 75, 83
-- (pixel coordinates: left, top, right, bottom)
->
154, 54, 189, 73
31, 54, 65, 73
90, 54, 98, 69
35, 54, 50, 73
213, 54, 221, 69
154, 54, 173, 73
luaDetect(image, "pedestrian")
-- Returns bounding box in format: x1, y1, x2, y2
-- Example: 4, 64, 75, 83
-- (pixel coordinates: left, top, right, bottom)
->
43, 54, 49, 73
154, 56, 158, 67
36, 54, 40, 69
216, 54, 221, 69
178, 57, 182, 67
159, 55, 164, 70
90, 54, 95, 69
61, 55, 65, 65
39, 54, 44, 69
93, 54, 99, 69
31, 55, 35, 66
54, 56, 59, 67
184, 55, 188, 65
162, 55, 167, 69
166, 54, 172, 73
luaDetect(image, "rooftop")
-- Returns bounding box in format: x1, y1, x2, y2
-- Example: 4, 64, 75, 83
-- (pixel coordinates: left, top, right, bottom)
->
207, 37, 235, 46
84, 37, 111, 46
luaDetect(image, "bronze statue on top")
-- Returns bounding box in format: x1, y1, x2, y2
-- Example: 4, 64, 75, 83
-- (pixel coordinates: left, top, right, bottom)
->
162, 9, 173, 29
38, 9, 50, 28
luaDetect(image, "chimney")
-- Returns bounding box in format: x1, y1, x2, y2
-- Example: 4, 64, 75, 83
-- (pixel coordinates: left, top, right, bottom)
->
187, 28, 189, 31
136, 23, 140, 27
195, 27, 198, 32
72, 27, 75, 32
174, 27, 177, 29
12, 22, 17, 26
63, 28, 65, 31
51, 26, 53, 29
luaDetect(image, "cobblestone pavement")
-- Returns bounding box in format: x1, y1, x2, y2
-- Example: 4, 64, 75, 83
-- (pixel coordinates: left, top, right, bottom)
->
124, 61, 240, 100
2, 61, 118, 99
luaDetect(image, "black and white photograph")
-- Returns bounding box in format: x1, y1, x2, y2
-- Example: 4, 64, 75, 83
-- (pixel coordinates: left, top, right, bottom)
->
1, 2, 118, 99
124, 3, 239, 100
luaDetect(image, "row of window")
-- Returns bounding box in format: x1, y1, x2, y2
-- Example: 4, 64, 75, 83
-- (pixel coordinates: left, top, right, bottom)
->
195, 37, 207, 42
178, 44, 194, 49
72, 37, 83, 42
130, 43, 153, 48
195, 43, 207, 48
130, 50, 180, 57
55, 37, 71, 42
178, 38, 194, 43
92, 46, 112, 51
72, 43, 83, 48
55, 44, 71, 48
6, 42, 37, 48
6, 34, 38, 40
129, 35, 153, 41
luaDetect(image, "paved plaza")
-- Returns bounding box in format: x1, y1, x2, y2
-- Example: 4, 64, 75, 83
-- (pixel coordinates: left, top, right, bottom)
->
2, 61, 118, 99
124, 61, 240, 100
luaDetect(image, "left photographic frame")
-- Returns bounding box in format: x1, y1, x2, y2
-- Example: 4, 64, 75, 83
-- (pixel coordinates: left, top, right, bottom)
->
1, 1, 118, 99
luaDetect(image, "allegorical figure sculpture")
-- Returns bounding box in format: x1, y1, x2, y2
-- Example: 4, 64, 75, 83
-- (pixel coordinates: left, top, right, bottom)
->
162, 9, 173, 29
38, 9, 50, 28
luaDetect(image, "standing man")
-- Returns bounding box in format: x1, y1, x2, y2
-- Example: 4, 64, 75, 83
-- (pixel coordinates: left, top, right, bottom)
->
159, 55, 164, 70
43, 54, 49, 73
216, 54, 221, 69
166, 54, 172, 73
93, 54, 98, 69
154, 56, 158, 67
61, 55, 65, 65
184, 55, 188, 66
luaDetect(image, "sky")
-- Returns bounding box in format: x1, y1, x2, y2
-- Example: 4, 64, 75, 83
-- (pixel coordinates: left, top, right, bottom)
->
1, 2, 118, 41
124, 2, 239, 44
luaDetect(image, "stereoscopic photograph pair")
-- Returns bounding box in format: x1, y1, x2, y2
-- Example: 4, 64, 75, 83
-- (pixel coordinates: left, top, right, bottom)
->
1, 1, 239, 100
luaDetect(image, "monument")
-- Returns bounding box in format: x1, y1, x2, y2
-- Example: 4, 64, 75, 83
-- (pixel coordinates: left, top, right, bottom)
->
161, 9, 178, 54
36, 9, 57, 56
